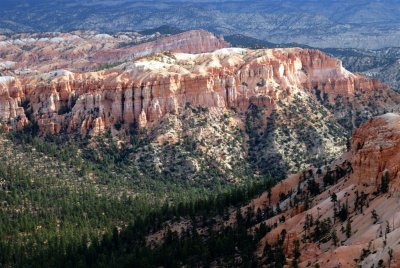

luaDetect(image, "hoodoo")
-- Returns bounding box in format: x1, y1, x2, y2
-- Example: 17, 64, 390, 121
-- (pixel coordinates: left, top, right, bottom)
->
0, 45, 397, 136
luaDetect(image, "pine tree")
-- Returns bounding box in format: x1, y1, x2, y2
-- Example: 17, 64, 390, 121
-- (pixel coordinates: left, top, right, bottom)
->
371, 209, 379, 224
354, 191, 359, 213
293, 239, 301, 260
338, 199, 349, 222
304, 194, 310, 210
385, 221, 391, 239
331, 229, 338, 247
380, 172, 390, 193
388, 248, 393, 268
346, 219, 352, 238
330, 192, 337, 204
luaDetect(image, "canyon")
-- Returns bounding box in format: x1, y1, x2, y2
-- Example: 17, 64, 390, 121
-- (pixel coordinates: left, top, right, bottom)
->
2, 28, 400, 267
0, 32, 398, 136
1, 29, 399, 178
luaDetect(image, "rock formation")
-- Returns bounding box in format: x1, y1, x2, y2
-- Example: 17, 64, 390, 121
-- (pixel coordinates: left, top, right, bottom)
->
136, 113, 400, 267
251, 114, 400, 267
91, 30, 229, 63
1, 43, 399, 137
0, 29, 399, 138
351, 113, 400, 188
0, 30, 229, 73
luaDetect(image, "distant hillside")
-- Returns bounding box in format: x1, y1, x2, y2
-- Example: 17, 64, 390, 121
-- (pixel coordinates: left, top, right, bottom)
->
138, 25, 184, 36
1, 0, 400, 49
224, 34, 283, 49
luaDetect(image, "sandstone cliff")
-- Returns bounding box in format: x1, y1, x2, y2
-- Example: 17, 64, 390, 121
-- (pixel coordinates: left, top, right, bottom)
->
351, 114, 400, 189
1, 30, 400, 179
1, 46, 398, 137
250, 114, 400, 267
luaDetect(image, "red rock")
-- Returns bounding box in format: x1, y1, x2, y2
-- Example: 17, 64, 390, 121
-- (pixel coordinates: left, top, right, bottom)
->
255, 113, 400, 267
0, 31, 398, 135
351, 113, 400, 188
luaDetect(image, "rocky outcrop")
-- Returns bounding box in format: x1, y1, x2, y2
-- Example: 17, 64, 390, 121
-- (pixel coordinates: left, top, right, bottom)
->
0, 30, 229, 74
351, 113, 400, 189
0, 32, 399, 135
251, 113, 400, 267
91, 30, 229, 63
0, 76, 28, 128
23, 51, 400, 133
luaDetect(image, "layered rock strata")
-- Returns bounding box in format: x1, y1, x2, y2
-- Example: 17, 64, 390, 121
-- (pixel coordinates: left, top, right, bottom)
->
0, 44, 399, 136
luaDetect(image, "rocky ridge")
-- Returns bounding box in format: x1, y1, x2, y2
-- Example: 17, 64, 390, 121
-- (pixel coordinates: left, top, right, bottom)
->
0, 46, 397, 136
2, 28, 400, 267
0, 29, 228, 74
1, 30, 400, 178
1, 0, 400, 49
146, 113, 400, 267
255, 114, 400, 267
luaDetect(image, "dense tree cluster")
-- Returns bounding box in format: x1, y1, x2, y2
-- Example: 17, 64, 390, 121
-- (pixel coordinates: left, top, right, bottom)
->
1, 124, 281, 267
0, 161, 276, 267
0, 102, 356, 267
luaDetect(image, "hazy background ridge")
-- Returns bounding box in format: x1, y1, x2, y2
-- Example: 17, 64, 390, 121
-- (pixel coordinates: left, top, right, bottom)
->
1, 0, 400, 49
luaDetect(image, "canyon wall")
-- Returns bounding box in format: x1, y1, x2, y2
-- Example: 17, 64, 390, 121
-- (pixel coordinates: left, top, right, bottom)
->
351, 113, 400, 189
252, 113, 400, 267
0, 33, 399, 136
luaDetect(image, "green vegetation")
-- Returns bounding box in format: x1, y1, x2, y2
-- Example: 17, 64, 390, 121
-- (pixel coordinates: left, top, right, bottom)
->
246, 93, 347, 178
95, 62, 124, 71
0, 107, 276, 267
224, 34, 279, 49
0, 130, 277, 267
51, 179, 276, 268
139, 25, 184, 36
0, 132, 155, 267
332, 90, 394, 131
371, 209, 379, 224
345, 219, 352, 238
380, 171, 390, 193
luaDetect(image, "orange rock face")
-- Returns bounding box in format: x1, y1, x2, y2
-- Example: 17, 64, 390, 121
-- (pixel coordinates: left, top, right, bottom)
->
0, 76, 28, 129
0, 31, 399, 135
253, 113, 400, 267
351, 113, 400, 189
